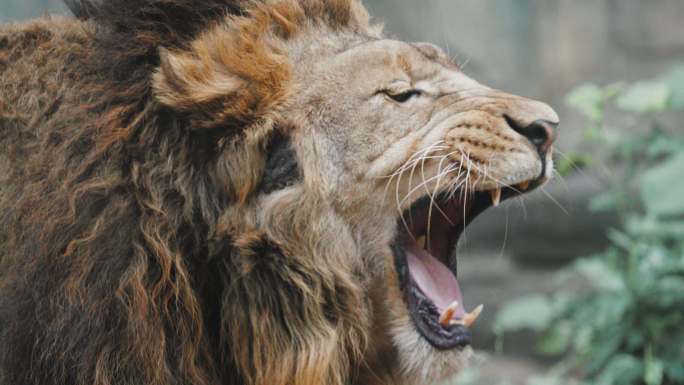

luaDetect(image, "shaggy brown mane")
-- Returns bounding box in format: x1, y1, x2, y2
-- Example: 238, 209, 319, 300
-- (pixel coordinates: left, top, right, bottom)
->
1, 1, 376, 384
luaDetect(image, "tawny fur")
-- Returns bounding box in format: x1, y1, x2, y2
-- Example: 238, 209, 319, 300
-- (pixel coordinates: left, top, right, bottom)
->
1, 1, 558, 384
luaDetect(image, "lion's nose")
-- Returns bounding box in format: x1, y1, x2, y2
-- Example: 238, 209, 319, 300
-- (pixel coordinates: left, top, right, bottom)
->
504, 115, 559, 154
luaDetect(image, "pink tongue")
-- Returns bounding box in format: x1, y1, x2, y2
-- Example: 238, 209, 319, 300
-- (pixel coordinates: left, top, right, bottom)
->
406, 245, 465, 320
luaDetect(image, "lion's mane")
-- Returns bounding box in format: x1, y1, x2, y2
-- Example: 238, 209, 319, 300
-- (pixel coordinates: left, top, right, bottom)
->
0, 1, 377, 383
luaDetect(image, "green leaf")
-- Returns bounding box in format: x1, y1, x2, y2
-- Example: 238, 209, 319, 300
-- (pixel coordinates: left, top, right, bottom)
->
601, 126, 627, 149
573, 258, 625, 292
583, 126, 603, 142
606, 228, 633, 251
602, 82, 627, 100
625, 328, 645, 351
615, 81, 670, 114
595, 354, 644, 384
527, 376, 567, 385
538, 322, 572, 356
640, 150, 684, 218
646, 132, 683, 158
555, 152, 594, 176
588, 192, 616, 213
573, 326, 593, 356
566, 83, 604, 121
644, 345, 665, 385
585, 323, 629, 375
493, 295, 553, 332
668, 361, 684, 382
626, 215, 684, 239
658, 65, 684, 110
649, 276, 684, 309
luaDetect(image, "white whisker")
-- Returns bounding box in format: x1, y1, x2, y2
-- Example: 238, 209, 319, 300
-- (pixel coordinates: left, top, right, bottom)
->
498, 202, 509, 261
385, 141, 449, 235
539, 186, 570, 216
552, 148, 600, 189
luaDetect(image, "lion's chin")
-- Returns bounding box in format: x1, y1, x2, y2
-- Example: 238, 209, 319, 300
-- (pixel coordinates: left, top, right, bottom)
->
360, 284, 473, 385
376, 280, 473, 385
391, 312, 473, 384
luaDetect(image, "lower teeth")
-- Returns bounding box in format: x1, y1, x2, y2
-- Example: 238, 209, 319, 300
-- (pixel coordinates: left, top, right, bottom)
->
440, 304, 484, 328
438, 301, 459, 326
463, 304, 484, 327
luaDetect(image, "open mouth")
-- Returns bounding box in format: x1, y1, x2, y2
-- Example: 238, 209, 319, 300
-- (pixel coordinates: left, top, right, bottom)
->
393, 179, 543, 350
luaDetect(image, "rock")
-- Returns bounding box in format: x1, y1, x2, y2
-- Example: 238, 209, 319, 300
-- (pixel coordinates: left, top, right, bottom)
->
461, 172, 620, 266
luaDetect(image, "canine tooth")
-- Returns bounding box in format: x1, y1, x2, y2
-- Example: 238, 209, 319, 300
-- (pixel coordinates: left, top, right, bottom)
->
491, 188, 501, 207
464, 304, 484, 328
439, 301, 459, 327
519, 180, 531, 191
415, 235, 426, 250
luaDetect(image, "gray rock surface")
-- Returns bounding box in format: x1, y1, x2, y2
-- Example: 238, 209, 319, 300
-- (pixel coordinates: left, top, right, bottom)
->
462, 172, 620, 266
0, 0, 70, 22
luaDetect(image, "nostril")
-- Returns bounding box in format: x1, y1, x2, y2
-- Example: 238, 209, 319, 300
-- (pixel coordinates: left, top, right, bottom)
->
504, 115, 559, 153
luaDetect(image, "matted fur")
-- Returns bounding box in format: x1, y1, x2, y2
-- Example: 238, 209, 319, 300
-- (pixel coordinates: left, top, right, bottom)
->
1, 1, 558, 384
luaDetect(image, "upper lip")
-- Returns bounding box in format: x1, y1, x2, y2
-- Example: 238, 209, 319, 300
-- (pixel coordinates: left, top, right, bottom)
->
393, 179, 543, 349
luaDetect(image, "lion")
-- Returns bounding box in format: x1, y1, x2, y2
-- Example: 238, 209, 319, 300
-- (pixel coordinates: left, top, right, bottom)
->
0, 0, 559, 384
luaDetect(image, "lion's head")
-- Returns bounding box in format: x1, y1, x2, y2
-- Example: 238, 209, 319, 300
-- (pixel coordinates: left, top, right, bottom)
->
150, 1, 558, 382
1, 0, 558, 384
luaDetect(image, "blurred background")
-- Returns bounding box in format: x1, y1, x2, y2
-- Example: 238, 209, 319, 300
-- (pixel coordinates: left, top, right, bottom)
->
3, 1, 683, 384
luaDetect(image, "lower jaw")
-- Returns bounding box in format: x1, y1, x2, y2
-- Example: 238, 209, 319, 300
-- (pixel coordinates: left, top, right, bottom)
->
409, 282, 472, 349
392, 226, 471, 350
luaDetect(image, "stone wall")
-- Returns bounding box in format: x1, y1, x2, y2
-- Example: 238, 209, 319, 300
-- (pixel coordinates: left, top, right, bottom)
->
0, 0, 70, 23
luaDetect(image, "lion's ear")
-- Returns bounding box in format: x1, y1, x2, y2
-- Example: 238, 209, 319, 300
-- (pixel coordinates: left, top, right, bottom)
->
152, 24, 294, 130
154, 47, 248, 117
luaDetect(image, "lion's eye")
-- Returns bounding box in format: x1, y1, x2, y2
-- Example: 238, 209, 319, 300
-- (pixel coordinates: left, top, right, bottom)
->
386, 90, 422, 103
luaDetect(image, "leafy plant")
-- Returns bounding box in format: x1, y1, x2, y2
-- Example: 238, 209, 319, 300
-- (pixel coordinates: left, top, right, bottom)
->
493, 65, 684, 385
